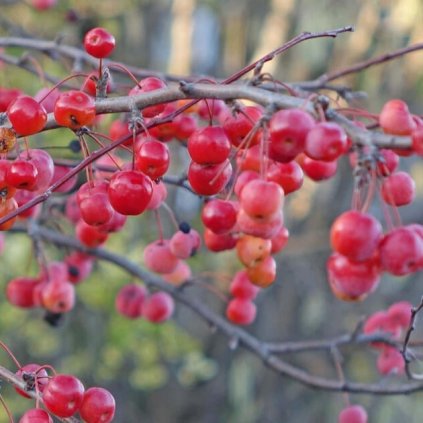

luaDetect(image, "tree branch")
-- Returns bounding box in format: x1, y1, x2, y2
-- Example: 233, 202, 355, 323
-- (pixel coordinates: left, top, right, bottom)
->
16, 223, 423, 396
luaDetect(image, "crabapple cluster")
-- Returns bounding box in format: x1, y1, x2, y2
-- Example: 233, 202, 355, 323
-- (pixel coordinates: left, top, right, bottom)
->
8, 357, 115, 422
327, 99, 423, 303
115, 283, 175, 323
363, 301, 412, 376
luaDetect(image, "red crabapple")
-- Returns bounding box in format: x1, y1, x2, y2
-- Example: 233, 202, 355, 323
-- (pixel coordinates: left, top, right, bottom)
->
19, 408, 53, 423
84, 27, 115, 58
143, 239, 179, 274
115, 284, 147, 319
79, 387, 116, 423
236, 235, 272, 268
268, 108, 315, 163
377, 347, 405, 375
54, 90, 96, 129
327, 253, 381, 301
143, 292, 175, 323
330, 210, 382, 262
188, 126, 231, 165
338, 405, 368, 423
201, 199, 238, 235
7, 95, 47, 136
43, 374, 85, 418
379, 99, 416, 136
240, 179, 284, 219
226, 298, 257, 325
304, 122, 347, 161
381, 171, 415, 206
229, 270, 261, 300
246, 255, 277, 288
163, 260, 192, 286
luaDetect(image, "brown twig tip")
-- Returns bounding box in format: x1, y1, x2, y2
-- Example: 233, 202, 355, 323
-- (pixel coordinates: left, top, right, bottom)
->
402, 297, 423, 380
328, 25, 355, 36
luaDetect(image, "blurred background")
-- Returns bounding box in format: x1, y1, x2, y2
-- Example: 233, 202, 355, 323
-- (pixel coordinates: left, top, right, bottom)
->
1, 0, 423, 422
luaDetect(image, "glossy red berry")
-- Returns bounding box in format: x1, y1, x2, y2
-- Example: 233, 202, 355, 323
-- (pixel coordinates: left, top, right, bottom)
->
115, 283, 147, 319
229, 270, 261, 300
40, 279, 75, 313
377, 347, 405, 375
6, 276, 40, 308
268, 108, 315, 163
330, 210, 382, 262
76, 219, 109, 247
19, 408, 53, 423
84, 27, 115, 58
236, 234, 272, 268
304, 122, 347, 161
226, 298, 257, 325
379, 99, 416, 136
338, 405, 368, 423
381, 171, 415, 206
7, 96, 47, 136
237, 208, 284, 240
20, 149, 55, 192
77, 181, 114, 226
201, 199, 238, 235
327, 253, 381, 301
54, 90, 96, 129
379, 226, 423, 276
43, 374, 85, 418
135, 138, 170, 179
144, 239, 179, 274
143, 291, 175, 323
188, 126, 231, 164
246, 255, 277, 288
240, 179, 284, 219
188, 160, 232, 196
223, 105, 262, 147
270, 226, 289, 254
79, 387, 116, 423
299, 154, 338, 181
6, 159, 39, 190
203, 228, 237, 252
169, 229, 201, 259
266, 160, 304, 195
108, 170, 153, 215
31, 0, 57, 10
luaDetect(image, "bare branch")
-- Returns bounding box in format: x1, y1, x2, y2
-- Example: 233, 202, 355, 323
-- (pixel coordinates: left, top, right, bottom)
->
15, 223, 423, 396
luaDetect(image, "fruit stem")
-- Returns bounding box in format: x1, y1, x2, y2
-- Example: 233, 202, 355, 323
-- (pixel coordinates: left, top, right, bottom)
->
0, 393, 14, 423
0, 341, 21, 369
